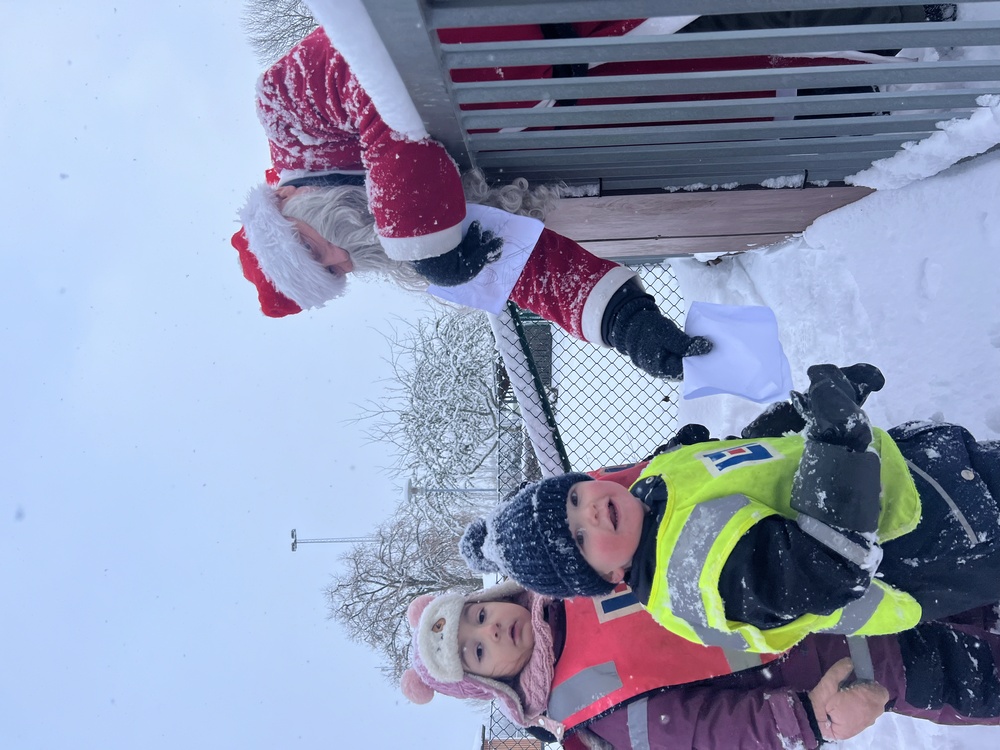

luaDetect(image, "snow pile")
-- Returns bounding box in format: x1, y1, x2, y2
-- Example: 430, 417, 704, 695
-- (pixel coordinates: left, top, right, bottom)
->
848, 94, 1000, 189
672, 143, 1000, 444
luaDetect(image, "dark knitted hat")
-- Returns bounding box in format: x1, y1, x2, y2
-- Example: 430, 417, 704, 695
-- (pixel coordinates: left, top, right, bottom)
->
460, 473, 614, 598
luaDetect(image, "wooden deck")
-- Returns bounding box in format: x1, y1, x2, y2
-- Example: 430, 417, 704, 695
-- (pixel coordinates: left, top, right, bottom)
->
544, 185, 872, 262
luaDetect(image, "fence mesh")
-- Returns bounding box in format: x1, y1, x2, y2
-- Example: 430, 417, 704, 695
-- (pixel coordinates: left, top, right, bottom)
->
485, 262, 683, 746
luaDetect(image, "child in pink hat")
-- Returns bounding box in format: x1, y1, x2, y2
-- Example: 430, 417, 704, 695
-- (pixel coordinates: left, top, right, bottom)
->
400, 580, 564, 739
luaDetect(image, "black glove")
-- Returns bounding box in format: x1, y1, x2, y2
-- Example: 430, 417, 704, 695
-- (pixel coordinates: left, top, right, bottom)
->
790, 364, 885, 536
742, 362, 884, 440
602, 278, 712, 380
649, 423, 713, 458
790, 364, 874, 452
839, 362, 885, 406
791, 440, 882, 534
409, 220, 504, 287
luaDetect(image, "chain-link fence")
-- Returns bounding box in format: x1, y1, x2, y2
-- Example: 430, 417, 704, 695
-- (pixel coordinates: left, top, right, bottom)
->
484, 712, 546, 750
494, 263, 684, 480
548, 265, 685, 470
485, 262, 683, 747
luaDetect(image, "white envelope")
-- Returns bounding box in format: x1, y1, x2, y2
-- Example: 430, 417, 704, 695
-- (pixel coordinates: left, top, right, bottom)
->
427, 204, 544, 315
682, 302, 793, 404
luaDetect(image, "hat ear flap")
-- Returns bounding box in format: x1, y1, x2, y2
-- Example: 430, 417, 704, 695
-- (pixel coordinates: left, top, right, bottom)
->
407, 594, 437, 627
401, 668, 435, 704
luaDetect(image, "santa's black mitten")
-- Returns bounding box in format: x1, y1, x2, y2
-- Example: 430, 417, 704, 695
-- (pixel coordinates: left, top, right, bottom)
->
603, 278, 712, 380
409, 220, 504, 287
791, 364, 873, 453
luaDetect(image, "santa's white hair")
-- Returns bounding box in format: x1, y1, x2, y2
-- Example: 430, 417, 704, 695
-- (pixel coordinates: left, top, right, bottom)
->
279, 170, 562, 291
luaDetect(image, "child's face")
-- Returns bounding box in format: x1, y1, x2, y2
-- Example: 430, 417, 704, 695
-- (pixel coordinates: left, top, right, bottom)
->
565, 480, 644, 584
457, 600, 535, 679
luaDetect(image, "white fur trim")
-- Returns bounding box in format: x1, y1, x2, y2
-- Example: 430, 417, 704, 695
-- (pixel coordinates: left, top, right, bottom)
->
378, 224, 464, 262
580, 266, 640, 345
624, 16, 700, 36
238, 184, 346, 309
305, 0, 428, 139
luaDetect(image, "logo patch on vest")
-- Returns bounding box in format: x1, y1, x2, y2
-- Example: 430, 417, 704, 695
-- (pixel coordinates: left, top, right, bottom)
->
592, 584, 645, 623
697, 442, 783, 476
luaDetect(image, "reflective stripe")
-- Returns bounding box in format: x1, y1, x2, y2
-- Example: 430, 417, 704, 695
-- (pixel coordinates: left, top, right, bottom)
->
906, 459, 978, 545
824, 584, 884, 634
796, 514, 879, 569
696, 622, 754, 650
848, 636, 875, 681
666, 495, 754, 650
547, 661, 622, 722
723, 649, 768, 672
627, 697, 651, 750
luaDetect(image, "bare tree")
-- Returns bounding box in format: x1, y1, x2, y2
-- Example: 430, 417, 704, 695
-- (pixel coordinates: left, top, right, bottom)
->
242, 0, 317, 67
355, 308, 501, 488
328, 307, 504, 681
325, 501, 483, 681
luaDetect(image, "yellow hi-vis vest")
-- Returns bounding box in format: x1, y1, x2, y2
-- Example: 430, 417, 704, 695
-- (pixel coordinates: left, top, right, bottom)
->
640, 428, 923, 653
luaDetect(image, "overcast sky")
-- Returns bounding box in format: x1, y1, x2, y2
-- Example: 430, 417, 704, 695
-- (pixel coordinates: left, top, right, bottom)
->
1, 2, 484, 747
6, 3, 1000, 749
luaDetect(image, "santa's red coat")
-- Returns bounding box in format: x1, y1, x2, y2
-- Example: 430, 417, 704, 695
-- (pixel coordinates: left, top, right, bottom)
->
255, 27, 632, 343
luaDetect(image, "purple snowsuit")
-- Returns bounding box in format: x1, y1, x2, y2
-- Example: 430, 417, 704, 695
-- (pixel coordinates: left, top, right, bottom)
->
568, 594, 1000, 749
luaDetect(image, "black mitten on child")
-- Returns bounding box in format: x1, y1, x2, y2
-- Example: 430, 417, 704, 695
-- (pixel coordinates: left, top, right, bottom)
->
648, 423, 713, 458
791, 364, 875, 453
602, 278, 712, 380
742, 362, 884, 440
789, 364, 883, 536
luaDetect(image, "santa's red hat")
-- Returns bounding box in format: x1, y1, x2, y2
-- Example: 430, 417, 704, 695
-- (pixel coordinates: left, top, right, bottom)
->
232, 183, 347, 318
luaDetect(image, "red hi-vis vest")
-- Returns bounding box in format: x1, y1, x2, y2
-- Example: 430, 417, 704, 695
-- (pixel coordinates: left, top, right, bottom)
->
547, 585, 782, 731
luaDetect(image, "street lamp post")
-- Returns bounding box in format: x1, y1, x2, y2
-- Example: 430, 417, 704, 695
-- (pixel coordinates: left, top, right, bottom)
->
403, 478, 497, 503
292, 480, 497, 551
290, 528, 375, 552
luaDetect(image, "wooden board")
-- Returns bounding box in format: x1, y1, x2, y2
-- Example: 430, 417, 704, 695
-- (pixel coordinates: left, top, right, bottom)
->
543, 186, 872, 261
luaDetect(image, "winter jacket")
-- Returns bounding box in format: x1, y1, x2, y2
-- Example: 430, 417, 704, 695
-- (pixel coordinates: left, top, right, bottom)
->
256, 27, 465, 262
566, 607, 1000, 750
631, 430, 923, 653
879, 420, 1000, 621
551, 454, 1000, 749
627, 422, 1000, 653
254, 27, 635, 345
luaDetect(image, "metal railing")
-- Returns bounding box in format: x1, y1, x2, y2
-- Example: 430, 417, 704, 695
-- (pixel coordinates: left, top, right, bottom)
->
363, 1, 1000, 191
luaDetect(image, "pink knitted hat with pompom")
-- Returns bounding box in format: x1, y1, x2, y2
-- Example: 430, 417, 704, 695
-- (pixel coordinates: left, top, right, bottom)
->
399, 582, 563, 739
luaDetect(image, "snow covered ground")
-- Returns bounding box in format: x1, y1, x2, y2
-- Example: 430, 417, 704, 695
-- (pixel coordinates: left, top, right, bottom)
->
670, 92, 1000, 750
672, 117, 1000, 444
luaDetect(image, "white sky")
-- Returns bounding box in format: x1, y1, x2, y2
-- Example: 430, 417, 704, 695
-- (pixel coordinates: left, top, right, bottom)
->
1, 2, 483, 748
4, 2, 1000, 749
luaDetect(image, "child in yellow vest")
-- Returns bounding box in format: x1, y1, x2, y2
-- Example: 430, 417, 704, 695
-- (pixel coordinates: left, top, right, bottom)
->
461, 364, 1000, 653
